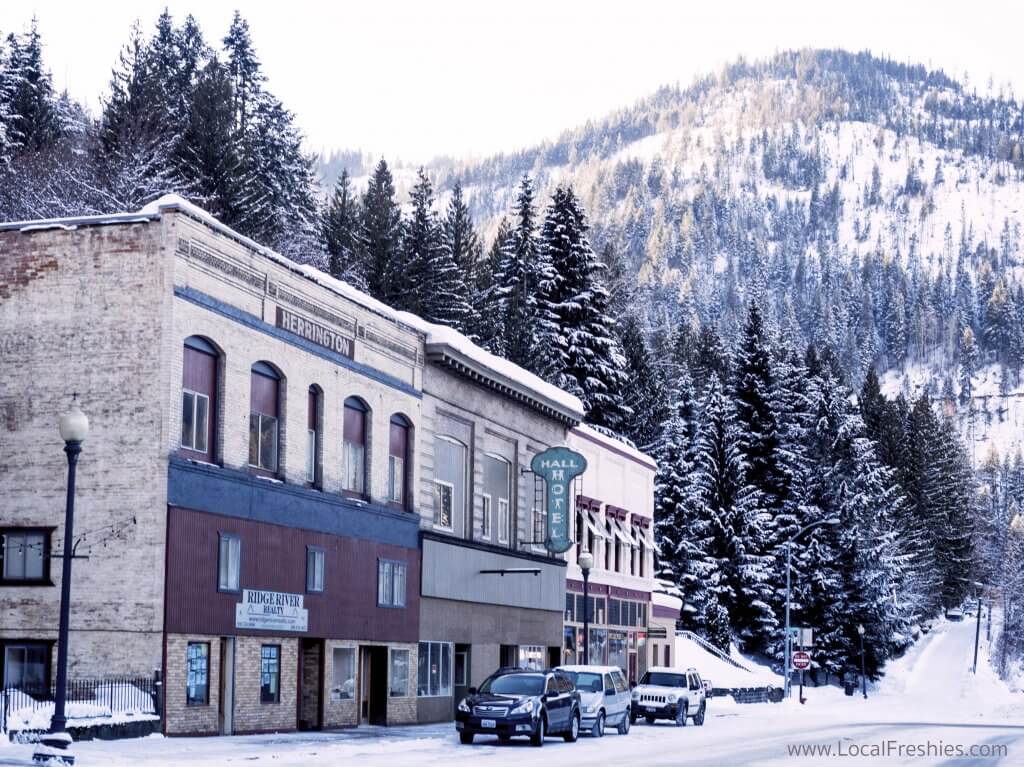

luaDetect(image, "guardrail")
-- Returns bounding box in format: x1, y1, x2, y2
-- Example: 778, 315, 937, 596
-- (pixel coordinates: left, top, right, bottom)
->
677, 630, 752, 672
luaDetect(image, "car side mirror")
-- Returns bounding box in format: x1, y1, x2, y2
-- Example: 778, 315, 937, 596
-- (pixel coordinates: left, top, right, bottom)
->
540, 694, 548, 703
468, 687, 477, 695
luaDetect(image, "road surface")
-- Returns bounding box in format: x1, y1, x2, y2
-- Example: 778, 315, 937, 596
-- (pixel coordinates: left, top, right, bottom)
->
2, 620, 1020, 766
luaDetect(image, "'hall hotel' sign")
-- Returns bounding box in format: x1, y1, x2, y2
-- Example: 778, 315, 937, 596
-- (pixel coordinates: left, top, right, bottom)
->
276, 306, 354, 358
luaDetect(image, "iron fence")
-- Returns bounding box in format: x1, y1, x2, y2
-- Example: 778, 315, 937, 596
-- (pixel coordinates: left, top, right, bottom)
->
1, 675, 160, 734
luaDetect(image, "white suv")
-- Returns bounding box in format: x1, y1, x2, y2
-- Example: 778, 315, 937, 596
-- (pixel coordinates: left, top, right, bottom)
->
629, 666, 706, 726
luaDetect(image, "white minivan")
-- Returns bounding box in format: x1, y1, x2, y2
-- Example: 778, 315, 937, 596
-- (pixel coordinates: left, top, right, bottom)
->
557, 665, 632, 737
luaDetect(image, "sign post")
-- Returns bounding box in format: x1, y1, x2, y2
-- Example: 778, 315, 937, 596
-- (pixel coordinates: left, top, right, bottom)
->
792, 651, 811, 704
531, 447, 587, 554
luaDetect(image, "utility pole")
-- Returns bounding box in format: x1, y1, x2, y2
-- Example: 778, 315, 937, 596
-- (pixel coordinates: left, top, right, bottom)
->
973, 591, 983, 674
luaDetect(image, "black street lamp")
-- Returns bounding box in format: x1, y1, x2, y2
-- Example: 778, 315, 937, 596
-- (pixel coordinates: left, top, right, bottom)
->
34, 396, 89, 766
579, 551, 594, 665
857, 624, 867, 699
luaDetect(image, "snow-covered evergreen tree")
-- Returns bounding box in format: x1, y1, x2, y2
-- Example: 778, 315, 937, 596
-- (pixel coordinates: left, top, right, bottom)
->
360, 158, 405, 305
321, 169, 366, 288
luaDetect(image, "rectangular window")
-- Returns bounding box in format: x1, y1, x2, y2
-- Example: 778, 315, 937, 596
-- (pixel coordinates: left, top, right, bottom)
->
306, 429, 316, 483
481, 495, 492, 539
532, 507, 547, 547
417, 641, 452, 697
498, 499, 509, 544
377, 559, 406, 607
330, 647, 355, 700
344, 442, 366, 495
249, 413, 279, 472
609, 598, 621, 626
306, 547, 324, 593
260, 645, 280, 703
388, 455, 404, 504
180, 390, 210, 453
218, 533, 240, 592
565, 592, 575, 622
2, 643, 48, 689
518, 645, 544, 670
186, 642, 209, 706
1, 529, 49, 583
433, 481, 454, 530
389, 649, 410, 697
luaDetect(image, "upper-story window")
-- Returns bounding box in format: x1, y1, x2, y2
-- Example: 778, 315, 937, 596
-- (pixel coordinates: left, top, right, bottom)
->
1, 528, 51, 585
388, 415, 411, 509
433, 437, 466, 533
482, 454, 511, 546
307, 386, 322, 486
249, 362, 281, 474
342, 397, 369, 498
181, 337, 218, 463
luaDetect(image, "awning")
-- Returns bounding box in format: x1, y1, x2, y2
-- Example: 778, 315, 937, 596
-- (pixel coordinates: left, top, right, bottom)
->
610, 517, 638, 547
583, 509, 610, 540
635, 523, 655, 549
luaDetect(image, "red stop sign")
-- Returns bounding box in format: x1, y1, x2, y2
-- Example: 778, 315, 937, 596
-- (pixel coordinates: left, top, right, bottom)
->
792, 651, 811, 670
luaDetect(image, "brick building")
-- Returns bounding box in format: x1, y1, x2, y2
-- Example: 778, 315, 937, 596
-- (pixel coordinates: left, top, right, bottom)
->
3, 194, 647, 736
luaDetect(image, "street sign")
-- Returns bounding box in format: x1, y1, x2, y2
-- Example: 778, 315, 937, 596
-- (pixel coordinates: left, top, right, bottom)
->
800, 627, 814, 647
792, 651, 811, 670
531, 446, 587, 554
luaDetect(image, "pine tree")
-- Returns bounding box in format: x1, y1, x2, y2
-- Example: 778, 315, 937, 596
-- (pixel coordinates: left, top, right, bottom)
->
618, 313, 671, 451
472, 217, 511, 354
401, 168, 475, 330
958, 326, 979, 403
359, 158, 404, 304
439, 180, 482, 334
321, 169, 365, 288
6, 18, 60, 153
494, 175, 547, 370
536, 185, 629, 430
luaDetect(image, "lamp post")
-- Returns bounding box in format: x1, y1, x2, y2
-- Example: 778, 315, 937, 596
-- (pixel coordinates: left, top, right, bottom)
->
784, 518, 840, 699
34, 397, 89, 766
579, 551, 594, 665
857, 624, 867, 699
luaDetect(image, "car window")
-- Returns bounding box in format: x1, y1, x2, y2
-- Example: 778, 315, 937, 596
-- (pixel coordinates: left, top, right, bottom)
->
560, 676, 574, 693
566, 671, 602, 693
479, 674, 546, 696
612, 671, 628, 693
545, 677, 557, 695
689, 674, 701, 691
639, 672, 687, 688
604, 674, 615, 693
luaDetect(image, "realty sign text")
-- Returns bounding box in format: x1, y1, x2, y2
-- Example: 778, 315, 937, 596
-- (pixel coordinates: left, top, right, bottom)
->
236, 589, 309, 632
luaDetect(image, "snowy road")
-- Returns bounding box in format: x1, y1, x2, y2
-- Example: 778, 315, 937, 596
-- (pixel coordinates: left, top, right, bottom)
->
2, 620, 1021, 766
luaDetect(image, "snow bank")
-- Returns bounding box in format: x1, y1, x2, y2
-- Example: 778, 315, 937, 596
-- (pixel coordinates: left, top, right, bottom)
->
141, 194, 584, 418
672, 634, 781, 689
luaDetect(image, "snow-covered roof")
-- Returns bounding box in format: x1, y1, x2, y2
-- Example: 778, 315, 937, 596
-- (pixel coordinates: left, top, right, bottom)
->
1, 194, 585, 423
652, 591, 683, 611
571, 423, 657, 470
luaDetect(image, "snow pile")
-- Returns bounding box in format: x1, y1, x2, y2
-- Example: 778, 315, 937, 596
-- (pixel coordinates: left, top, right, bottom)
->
3, 683, 157, 733
672, 634, 781, 689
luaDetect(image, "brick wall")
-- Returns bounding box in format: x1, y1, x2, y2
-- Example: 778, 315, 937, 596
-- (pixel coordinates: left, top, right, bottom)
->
0, 221, 173, 680
232, 635, 298, 734
164, 633, 221, 735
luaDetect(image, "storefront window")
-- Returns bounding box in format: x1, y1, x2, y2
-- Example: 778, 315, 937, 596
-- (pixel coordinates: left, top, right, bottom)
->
417, 641, 452, 697
562, 627, 577, 665
390, 650, 409, 697
588, 629, 608, 666
2, 643, 47, 689
331, 647, 355, 700
518, 645, 544, 670
608, 631, 628, 674
260, 644, 280, 703
186, 642, 209, 705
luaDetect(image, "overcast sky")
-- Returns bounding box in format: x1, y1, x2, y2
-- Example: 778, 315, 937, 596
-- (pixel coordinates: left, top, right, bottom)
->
4, 0, 1023, 164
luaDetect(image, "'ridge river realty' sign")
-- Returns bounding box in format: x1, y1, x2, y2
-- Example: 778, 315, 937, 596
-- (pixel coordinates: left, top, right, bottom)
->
235, 589, 309, 632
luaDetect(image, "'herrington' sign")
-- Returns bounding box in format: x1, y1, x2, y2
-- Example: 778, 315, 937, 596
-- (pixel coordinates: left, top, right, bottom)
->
531, 446, 587, 554
276, 307, 354, 358
235, 589, 309, 633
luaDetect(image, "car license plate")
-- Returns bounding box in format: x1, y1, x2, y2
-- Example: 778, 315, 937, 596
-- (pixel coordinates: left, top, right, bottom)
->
645, 706, 657, 712
481, 719, 496, 728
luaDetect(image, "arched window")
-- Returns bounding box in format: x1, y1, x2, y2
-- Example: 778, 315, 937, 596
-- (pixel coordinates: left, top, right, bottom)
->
387, 414, 412, 510
249, 362, 282, 474
307, 385, 323, 487
433, 436, 467, 532
342, 397, 369, 498
181, 336, 219, 463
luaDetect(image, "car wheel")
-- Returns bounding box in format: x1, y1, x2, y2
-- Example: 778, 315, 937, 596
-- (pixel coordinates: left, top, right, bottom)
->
531, 715, 546, 747
459, 732, 474, 745
617, 710, 631, 735
644, 716, 655, 725
592, 712, 605, 738
694, 702, 706, 726
675, 703, 688, 727
563, 712, 580, 742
